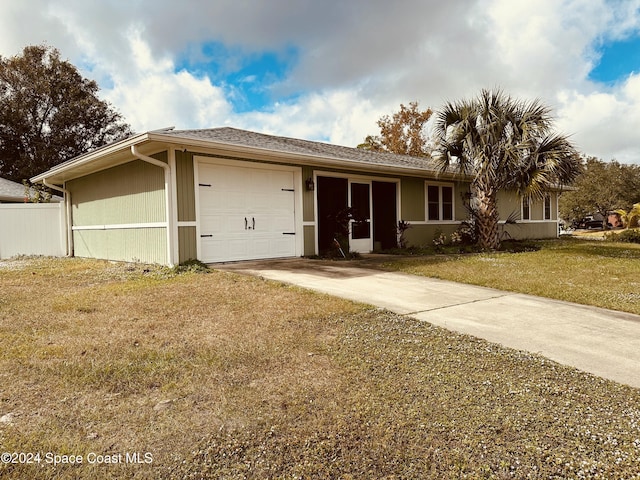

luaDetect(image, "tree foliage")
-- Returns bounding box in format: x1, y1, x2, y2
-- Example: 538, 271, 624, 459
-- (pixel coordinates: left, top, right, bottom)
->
615, 203, 640, 229
433, 88, 581, 250
0, 45, 132, 182
358, 101, 432, 156
558, 157, 640, 226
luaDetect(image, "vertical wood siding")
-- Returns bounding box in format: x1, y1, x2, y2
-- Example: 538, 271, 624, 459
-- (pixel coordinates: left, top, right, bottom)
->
302, 165, 315, 222
178, 226, 197, 263
73, 228, 167, 264
176, 151, 196, 222
69, 160, 166, 226
67, 157, 167, 264
303, 225, 316, 256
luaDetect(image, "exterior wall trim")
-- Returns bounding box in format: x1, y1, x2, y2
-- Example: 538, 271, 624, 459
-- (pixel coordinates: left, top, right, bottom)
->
169, 147, 180, 266
514, 220, 559, 224
408, 220, 462, 226
425, 180, 456, 223
72, 222, 167, 230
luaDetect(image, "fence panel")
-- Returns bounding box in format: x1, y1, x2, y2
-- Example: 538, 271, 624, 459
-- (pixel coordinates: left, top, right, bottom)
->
0, 203, 65, 259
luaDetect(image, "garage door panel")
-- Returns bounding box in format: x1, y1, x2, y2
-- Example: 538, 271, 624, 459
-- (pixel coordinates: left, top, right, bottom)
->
270, 215, 295, 231
198, 162, 297, 263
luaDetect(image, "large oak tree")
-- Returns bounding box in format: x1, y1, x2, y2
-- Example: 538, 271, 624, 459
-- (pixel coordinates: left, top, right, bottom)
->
358, 101, 432, 156
558, 157, 640, 227
0, 45, 132, 182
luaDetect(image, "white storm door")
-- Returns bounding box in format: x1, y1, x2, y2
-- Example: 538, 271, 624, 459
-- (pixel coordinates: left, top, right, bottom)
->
198, 162, 297, 262
349, 181, 372, 253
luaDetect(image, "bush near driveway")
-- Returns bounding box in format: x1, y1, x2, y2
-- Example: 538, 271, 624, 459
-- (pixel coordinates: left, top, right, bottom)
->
605, 228, 640, 244
0, 257, 639, 479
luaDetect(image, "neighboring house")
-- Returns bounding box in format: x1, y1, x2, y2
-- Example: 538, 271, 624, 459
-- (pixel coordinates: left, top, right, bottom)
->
608, 212, 624, 229
30, 127, 562, 266
0, 176, 63, 203
0, 177, 27, 203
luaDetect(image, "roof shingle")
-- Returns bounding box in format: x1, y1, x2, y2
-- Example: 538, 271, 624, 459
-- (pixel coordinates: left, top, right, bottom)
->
0, 177, 26, 201
160, 127, 443, 172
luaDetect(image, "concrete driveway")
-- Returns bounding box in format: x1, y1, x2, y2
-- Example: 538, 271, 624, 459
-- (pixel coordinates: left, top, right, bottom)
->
216, 257, 640, 389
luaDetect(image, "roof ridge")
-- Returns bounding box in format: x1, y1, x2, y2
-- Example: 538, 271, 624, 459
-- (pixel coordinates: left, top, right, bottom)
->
165, 126, 434, 162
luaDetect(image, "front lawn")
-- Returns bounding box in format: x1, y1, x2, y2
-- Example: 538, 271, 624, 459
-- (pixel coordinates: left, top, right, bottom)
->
0, 257, 639, 479
379, 238, 640, 316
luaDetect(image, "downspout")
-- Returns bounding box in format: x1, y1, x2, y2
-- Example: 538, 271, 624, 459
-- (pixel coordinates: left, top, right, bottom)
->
42, 179, 72, 257
130, 145, 174, 267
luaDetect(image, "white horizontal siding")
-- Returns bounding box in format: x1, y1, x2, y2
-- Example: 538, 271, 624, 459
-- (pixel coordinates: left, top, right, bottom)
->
0, 203, 65, 259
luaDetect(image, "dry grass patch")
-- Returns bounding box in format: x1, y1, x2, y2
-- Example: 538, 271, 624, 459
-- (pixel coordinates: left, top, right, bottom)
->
175, 312, 640, 479
1, 257, 640, 478
0, 257, 362, 479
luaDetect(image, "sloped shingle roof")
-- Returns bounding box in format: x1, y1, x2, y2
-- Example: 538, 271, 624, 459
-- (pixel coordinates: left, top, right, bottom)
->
0, 177, 26, 201
160, 127, 443, 172
32, 126, 455, 184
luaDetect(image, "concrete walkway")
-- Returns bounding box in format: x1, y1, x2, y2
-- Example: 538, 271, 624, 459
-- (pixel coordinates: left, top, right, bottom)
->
216, 258, 640, 389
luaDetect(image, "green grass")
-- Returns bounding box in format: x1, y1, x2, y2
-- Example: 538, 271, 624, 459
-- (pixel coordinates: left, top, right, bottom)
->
1, 256, 640, 478
379, 238, 640, 315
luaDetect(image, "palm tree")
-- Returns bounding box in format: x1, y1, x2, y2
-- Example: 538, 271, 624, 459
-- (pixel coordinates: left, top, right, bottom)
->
615, 203, 640, 229
433, 88, 581, 250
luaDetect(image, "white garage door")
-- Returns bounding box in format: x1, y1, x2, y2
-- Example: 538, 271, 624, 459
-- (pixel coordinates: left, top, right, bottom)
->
198, 162, 297, 263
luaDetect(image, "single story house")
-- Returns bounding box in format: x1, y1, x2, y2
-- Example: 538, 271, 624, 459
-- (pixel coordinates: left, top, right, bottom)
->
30, 127, 561, 266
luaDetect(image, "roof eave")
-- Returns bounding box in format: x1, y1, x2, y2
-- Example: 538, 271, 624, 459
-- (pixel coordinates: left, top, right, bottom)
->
30, 132, 152, 184
30, 129, 468, 184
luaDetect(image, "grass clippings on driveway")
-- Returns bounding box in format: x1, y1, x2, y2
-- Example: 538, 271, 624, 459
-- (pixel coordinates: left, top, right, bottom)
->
379, 238, 640, 316
1, 257, 639, 479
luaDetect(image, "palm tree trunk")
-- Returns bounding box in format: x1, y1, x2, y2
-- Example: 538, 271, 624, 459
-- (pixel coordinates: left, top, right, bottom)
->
473, 183, 501, 250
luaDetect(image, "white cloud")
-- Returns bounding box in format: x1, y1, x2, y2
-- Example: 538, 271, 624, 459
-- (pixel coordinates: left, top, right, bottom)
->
237, 89, 392, 147
2, 0, 640, 162
557, 72, 640, 163
102, 30, 232, 132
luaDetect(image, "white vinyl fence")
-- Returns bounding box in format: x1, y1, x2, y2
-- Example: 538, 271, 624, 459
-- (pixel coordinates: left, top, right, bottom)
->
0, 203, 65, 259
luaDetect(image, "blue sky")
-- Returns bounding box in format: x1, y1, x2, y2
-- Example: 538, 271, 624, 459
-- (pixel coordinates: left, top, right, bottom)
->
175, 43, 300, 112
589, 35, 640, 84
2, 0, 640, 164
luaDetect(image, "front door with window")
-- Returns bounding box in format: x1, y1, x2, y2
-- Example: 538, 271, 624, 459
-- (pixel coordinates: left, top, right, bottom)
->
317, 176, 396, 255
349, 182, 372, 253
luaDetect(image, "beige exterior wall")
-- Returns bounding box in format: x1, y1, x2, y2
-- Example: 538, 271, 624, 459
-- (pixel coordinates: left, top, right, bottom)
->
303, 225, 316, 256
502, 222, 558, 240
497, 191, 558, 222
497, 190, 559, 240
178, 226, 197, 263
69, 159, 166, 226
68, 156, 168, 264
176, 151, 196, 222
404, 223, 460, 247
496, 190, 523, 221
74, 228, 167, 264
302, 165, 315, 222
400, 177, 425, 221
173, 150, 558, 259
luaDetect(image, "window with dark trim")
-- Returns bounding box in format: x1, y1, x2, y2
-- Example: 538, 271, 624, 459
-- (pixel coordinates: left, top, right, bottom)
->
522, 197, 531, 220
426, 184, 454, 221
544, 195, 552, 220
